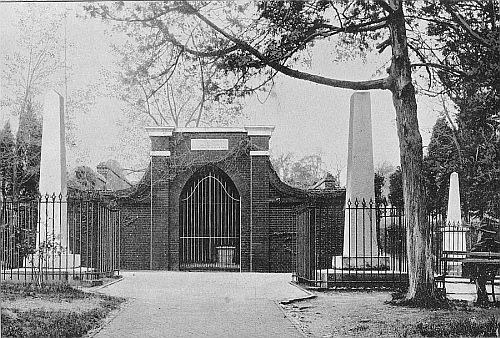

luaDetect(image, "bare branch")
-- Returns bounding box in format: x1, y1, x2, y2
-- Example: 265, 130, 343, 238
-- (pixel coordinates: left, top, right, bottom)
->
138, 80, 160, 126
411, 63, 466, 76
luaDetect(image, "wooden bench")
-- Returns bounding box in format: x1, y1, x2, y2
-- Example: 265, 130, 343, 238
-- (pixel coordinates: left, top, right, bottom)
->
436, 251, 500, 301
462, 251, 500, 301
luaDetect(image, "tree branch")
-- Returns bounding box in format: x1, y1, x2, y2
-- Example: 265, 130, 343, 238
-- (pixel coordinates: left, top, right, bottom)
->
375, 0, 395, 14
411, 63, 466, 76
184, 2, 392, 91
377, 38, 391, 53
167, 33, 239, 57
446, 5, 495, 50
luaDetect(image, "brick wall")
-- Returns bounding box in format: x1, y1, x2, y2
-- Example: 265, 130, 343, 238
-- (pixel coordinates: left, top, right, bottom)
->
116, 128, 345, 272
249, 155, 270, 272
267, 165, 346, 273
119, 200, 151, 269
269, 204, 296, 272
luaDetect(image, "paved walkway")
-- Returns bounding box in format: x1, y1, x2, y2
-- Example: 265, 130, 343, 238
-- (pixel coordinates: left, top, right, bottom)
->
445, 277, 500, 302
92, 271, 308, 338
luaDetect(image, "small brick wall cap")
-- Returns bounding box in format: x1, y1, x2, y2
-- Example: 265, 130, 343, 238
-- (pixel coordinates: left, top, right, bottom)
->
146, 126, 175, 137
174, 127, 247, 133
244, 125, 275, 136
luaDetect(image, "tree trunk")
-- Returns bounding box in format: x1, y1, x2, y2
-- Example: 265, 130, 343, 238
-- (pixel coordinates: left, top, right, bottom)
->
388, 0, 437, 302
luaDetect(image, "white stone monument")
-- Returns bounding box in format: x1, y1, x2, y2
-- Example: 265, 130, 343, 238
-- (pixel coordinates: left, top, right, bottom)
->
36, 90, 80, 268
442, 172, 466, 276
444, 172, 466, 252
334, 92, 388, 268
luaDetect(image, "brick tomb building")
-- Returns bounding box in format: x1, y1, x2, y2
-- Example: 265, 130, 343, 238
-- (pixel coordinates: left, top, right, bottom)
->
116, 126, 345, 272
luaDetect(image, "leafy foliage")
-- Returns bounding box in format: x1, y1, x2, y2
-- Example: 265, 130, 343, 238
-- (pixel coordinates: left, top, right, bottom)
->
423, 118, 458, 212
0, 122, 16, 196
419, 1, 500, 217
15, 104, 42, 197
374, 172, 385, 205
0, 111, 41, 198
388, 167, 403, 208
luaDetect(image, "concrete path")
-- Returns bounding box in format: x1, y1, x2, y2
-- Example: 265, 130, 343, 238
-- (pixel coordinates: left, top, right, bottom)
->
92, 272, 308, 338
445, 277, 500, 302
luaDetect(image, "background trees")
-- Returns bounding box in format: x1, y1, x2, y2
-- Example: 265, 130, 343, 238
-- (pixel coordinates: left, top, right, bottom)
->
0, 123, 16, 197
0, 9, 61, 197
388, 167, 403, 209
90, 3, 245, 128
270, 152, 340, 189
417, 1, 500, 217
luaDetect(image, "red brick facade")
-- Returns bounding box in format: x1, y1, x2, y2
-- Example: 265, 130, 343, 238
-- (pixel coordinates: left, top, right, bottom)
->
116, 127, 345, 272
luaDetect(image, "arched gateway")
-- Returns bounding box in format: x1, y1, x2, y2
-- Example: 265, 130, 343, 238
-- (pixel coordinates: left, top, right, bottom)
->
180, 166, 240, 271
116, 126, 343, 272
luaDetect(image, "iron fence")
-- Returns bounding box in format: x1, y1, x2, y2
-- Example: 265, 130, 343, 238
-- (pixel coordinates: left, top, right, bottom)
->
433, 220, 470, 278
296, 200, 409, 288
1, 192, 120, 285
295, 200, 500, 289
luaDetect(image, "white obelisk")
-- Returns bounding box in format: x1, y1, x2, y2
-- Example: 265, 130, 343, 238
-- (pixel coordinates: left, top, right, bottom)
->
444, 172, 466, 252
37, 90, 80, 268
334, 92, 387, 268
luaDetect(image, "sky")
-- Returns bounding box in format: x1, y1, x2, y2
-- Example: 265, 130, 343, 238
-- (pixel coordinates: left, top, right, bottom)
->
0, 2, 442, 184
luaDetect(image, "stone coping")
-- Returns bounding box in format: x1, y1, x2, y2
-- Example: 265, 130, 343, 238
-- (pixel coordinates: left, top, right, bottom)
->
145, 125, 275, 136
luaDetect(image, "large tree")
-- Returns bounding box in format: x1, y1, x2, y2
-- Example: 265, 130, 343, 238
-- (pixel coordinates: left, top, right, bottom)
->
88, 0, 441, 302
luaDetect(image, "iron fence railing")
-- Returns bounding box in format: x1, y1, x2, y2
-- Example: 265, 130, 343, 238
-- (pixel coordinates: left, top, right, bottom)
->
295, 201, 409, 288
1, 193, 120, 285
294, 200, 494, 289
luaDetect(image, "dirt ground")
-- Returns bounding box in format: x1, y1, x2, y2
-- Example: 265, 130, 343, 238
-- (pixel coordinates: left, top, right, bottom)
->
281, 290, 500, 337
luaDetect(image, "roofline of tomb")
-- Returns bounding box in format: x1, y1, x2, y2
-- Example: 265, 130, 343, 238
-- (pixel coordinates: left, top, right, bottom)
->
145, 126, 275, 137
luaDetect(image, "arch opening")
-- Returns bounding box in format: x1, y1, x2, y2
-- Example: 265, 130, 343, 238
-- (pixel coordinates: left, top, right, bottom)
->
179, 166, 241, 271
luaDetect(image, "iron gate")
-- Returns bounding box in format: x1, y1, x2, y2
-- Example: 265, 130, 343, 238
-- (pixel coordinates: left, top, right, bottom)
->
179, 167, 240, 271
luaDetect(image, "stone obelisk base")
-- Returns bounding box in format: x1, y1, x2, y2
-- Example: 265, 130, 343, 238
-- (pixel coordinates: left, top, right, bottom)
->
333, 255, 390, 269
26, 254, 81, 269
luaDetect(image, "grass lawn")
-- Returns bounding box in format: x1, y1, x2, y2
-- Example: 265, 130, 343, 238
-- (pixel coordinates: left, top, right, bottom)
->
1, 283, 125, 338
282, 290, 500, 337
